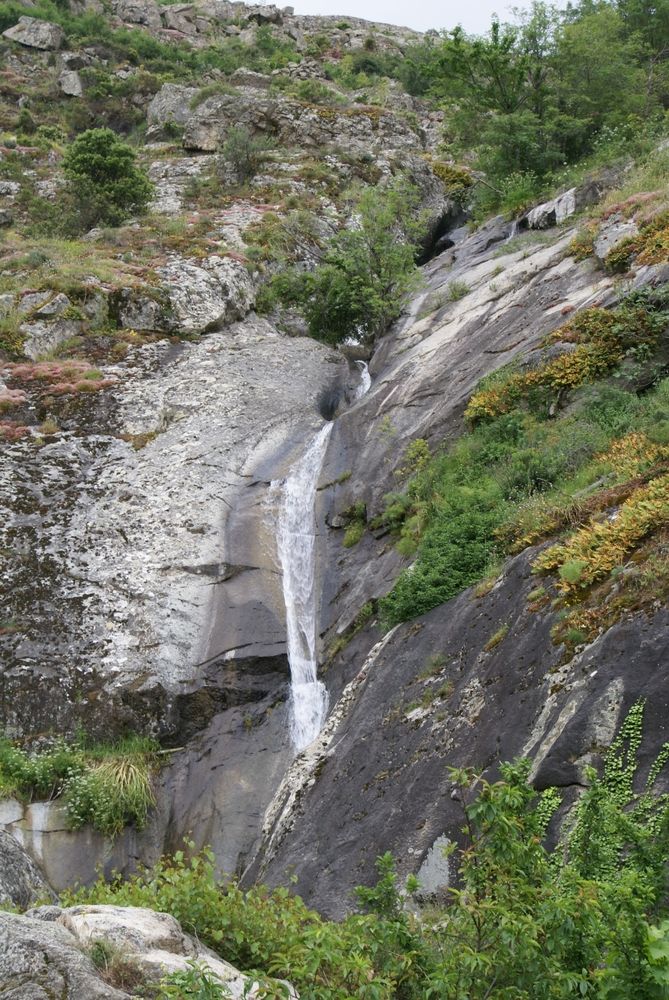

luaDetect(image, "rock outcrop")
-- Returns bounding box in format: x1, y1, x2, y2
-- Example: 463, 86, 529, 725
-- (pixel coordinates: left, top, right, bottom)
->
0, 904, 277, 998
0, 831, 55, 909
0, 911, 132, 999
2, 17, 64, 50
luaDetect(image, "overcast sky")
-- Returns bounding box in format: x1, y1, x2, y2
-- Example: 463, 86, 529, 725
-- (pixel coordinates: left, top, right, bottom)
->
292, 0, 525, 34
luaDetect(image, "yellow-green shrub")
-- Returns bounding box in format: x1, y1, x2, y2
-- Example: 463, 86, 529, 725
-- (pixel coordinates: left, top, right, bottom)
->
534, 472, 669, 592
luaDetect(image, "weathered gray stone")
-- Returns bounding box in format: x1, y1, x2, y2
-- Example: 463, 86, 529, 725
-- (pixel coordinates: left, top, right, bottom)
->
2, 16, 64, 50
229, 67, 273, 89
59, 69, 83, 97
147, 82, 199, 130
0, 800, 160, 893
57, 905, 263, 996
593, 215, 639, 265
21, 318, 82, 360
112, 0, 162, 30
114, 254, 255, 333
0, 832, 55, 909
161, 2, 197, 33
0, 911, 131, 999
0, 208, 13, 227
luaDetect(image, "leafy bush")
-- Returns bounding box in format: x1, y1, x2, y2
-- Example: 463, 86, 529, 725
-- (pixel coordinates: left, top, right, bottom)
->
220, 126, 275, 184
61, 127, 153, 230
63, 703, 669, 1000
0, 734, 157, 837
157, 960, 234, 999
269, 179, 423, 345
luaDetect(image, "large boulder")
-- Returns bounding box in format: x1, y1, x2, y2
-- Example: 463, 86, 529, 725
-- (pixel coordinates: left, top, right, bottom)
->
55, 905, 266, 997
0, 831, 55, 910
0, 911, 132, 999
2, 16, 64, 50
112, 0, 162, 31
147, 82, 199, 130
59, 69, 83, 97
113, 255, 255, 333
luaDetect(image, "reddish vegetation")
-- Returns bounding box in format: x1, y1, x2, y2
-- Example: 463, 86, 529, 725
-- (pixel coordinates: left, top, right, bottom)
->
0, 387, 28, 410
601, 191, 661, 220
4, 361, 116, 397
0, 420, 30, 442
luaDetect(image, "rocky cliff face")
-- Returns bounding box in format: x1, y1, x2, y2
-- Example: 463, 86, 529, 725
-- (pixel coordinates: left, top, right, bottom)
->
246, 214, 669, 914
1, 0, 668, 927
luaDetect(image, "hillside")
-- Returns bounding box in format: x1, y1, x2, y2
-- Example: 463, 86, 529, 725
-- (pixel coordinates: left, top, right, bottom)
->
2, 0, 669, 997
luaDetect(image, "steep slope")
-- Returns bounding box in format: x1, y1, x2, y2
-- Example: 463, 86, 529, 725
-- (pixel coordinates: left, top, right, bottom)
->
248, 205, 669, 915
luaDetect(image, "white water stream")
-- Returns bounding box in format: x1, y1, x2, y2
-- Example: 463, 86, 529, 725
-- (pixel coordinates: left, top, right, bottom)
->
274, 423, 333, 751
274, 363, 372, 752
353, 360, 372, 399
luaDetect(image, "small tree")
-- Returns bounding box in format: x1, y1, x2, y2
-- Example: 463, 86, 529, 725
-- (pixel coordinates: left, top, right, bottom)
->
62, 127, 153, 230
272, 179, 424, 345
221, 125, 274, 184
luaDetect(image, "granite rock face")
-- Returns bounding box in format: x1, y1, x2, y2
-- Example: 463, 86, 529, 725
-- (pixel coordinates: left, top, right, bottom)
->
113, 254, 256, 333
0, 831, 55, 909
2, 17, 65, 50
0, 911, 132, 1000
254, 551, 669, 917
243, 213, 669, 914
0, 904, 281, 999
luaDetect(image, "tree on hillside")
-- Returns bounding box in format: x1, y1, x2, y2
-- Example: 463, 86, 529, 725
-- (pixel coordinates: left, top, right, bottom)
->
62, 127, 153, 230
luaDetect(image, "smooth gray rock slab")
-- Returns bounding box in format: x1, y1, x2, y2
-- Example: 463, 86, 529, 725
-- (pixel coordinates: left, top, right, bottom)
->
593, 216, 639, 265
59, 69, 83, 97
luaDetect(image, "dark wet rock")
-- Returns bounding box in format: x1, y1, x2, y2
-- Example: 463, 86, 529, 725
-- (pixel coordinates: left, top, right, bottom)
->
253, 548, 669, 917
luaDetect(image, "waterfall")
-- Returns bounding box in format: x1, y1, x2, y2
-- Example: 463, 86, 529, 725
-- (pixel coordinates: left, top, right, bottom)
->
505, 219, 520, 242
353, 360, 371, 399
274, 423, 332, 751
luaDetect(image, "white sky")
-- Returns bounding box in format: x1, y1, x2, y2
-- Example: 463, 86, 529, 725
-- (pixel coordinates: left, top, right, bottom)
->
291, 0, 527, 34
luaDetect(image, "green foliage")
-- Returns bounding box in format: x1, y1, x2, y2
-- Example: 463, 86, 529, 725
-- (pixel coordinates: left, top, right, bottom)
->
221, 126, 275, 184
63, 709, 669, 1000
61, 127, 153, 229
156, 960, 235, 999
397, 1, 668, 212
379, 290, 669, 626
268, 179, 423, 344
341, 500, 367, 548
445, 279, 471, 301
0, 734, 157, 837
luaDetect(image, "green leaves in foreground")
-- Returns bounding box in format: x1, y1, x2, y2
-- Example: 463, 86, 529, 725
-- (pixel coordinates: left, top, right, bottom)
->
64, 702, 669, 999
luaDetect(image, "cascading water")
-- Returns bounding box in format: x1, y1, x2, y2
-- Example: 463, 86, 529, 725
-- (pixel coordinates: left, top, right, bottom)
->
353, 360, 371, 399
274, 423, 333, 751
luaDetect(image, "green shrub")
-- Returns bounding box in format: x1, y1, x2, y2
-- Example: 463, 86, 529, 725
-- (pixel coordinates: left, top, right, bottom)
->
0, 734, 157, 837
62, 704, 669, 1000
157, 960, 233, 999
271, 178, 423, 345
220, 126, 275, 183
445, 279, 470, 302
61, 127, 153, 230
